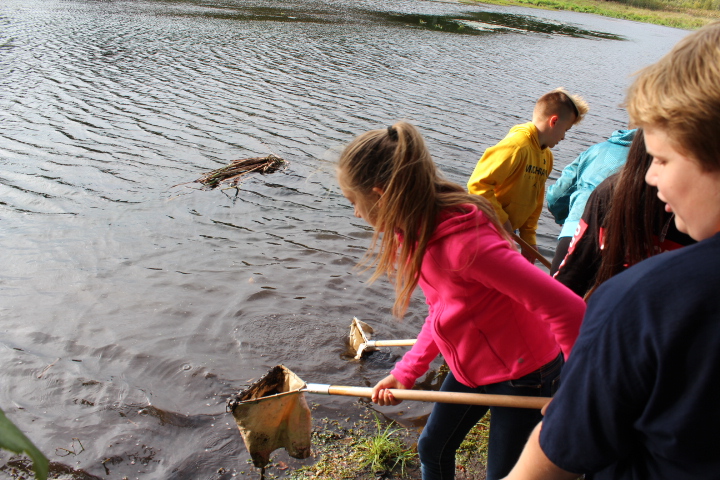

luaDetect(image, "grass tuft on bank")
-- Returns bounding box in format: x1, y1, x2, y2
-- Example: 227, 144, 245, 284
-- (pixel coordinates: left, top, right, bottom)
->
356, 415, 418, 476
278, 403, 491, 480
287, 410, 420, 480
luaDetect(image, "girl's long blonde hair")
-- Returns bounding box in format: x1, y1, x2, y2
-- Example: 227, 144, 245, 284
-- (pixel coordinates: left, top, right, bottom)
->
338, 121, 509, 317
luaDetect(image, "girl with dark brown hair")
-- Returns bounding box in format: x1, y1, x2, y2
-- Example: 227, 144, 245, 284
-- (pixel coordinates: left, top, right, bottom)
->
554, 129, 694, 299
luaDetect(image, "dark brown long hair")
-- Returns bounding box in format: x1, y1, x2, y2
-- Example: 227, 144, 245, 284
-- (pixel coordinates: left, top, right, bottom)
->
586, 129, 668, 299
338, 121, 510, 317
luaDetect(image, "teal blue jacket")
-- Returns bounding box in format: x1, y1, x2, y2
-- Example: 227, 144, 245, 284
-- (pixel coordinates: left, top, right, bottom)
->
547, 129, 636, 238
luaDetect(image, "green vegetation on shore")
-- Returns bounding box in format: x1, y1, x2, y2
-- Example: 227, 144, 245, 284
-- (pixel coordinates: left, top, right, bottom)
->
266, 403, 491, 480
355, 415, 418, 476
287, 409, 420, 480
0, 408, 48, 480
467, 0, 720, 29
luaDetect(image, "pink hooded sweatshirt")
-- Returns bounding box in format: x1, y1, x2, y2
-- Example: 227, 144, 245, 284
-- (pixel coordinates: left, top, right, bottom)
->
391, 204, 586, 389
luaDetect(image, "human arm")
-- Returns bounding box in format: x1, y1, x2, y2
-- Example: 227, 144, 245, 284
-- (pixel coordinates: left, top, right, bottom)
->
554, 177, 615, 297
371, 374, 407, 406
521, 243, 539, 264
372, 325, 437, 406
546, 155, 582, 225
560, 140, 628, 237
517, 175, 546, 248
553, 219, 598, 297
388, 311, 441, 390
497, 247, 584, 357
502, 219, 514, 235
503, 423, 580, 480
528, 278, 655, 476
467, 142, 524, 226
460, 221, 585, 357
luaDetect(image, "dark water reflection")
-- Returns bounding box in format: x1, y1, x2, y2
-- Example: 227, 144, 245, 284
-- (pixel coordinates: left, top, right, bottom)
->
168, 1, 625, 39
382, 12, 625, 39
0, 0, 685, 477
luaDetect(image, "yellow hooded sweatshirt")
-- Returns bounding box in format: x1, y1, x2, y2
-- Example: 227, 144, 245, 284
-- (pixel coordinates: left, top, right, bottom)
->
467, 122, 552, 245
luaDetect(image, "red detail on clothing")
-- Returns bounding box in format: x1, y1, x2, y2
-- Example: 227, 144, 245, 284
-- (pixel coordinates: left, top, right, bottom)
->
567, 219, 589, 256
653, 237, 684, 255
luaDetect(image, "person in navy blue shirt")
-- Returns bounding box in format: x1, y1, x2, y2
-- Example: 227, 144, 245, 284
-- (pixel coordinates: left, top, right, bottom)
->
503, 21, 720, 480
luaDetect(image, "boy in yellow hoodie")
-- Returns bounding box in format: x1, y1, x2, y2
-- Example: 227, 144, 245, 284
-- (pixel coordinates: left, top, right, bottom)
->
468, 88, 588, 263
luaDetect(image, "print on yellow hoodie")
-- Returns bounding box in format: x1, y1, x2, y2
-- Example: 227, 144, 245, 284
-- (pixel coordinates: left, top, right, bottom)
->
467, 122, 552, 246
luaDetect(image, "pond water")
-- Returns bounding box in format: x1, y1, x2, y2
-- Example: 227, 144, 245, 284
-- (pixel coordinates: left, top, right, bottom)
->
0, 0, 687, 478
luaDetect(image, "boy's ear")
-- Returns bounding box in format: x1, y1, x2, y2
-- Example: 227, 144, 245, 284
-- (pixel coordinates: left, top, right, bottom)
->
548, 115, 559, 128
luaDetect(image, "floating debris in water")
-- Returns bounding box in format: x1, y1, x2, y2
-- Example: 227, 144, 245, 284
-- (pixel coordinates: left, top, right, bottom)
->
193, 154, 287, 190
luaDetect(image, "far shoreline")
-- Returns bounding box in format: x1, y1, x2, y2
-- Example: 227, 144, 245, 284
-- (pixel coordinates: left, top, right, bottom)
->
458, 0, 719, 30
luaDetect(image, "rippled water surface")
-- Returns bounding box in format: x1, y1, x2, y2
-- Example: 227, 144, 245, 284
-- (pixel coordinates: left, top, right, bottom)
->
0, 1, 687, 478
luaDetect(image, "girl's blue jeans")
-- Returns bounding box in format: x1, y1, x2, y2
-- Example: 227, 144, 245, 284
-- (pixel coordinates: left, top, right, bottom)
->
417, 354, 563, 480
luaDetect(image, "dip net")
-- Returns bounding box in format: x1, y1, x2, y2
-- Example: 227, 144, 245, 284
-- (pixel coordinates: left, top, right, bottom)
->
226, 365, 312, 472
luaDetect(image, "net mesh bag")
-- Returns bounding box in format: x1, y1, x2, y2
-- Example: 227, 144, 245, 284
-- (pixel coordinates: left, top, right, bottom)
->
227, 365, 312, 468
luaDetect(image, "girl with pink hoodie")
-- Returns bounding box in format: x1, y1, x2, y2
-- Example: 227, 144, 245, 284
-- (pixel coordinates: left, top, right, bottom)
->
337, 121, 586, 480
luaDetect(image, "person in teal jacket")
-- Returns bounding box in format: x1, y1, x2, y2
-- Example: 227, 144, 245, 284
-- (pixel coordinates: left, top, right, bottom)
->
546, 129, 636, 273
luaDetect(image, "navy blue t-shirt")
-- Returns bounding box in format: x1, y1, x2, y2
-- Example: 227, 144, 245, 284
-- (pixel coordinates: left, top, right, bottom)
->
540, 232, 720, 479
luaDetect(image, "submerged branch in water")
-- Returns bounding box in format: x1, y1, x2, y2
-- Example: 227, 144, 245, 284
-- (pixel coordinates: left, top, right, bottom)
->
173, 154, 288, 192
195, 154, 288, 190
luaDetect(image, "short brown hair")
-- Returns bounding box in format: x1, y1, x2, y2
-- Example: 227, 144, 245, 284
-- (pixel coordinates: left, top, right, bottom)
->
626, 21, 720, 171
535, 87, 589, 125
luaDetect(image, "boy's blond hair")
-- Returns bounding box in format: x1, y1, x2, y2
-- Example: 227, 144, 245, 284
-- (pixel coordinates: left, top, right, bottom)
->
627, 21, 720, 172
534, 87, 589, 125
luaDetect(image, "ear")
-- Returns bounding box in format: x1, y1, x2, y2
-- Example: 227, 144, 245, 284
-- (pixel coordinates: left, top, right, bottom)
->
548, 115, 559, 128
371, 186, 384, 197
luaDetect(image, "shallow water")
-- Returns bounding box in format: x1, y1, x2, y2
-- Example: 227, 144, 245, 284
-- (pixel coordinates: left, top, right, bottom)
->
0, 1, 687, 478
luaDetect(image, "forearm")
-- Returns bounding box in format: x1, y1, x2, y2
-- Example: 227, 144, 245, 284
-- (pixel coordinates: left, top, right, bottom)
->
547, 157, 580, 210
546, 175, 575, 223
467, 145, 516, 225
518, 209, 540, 245
503, 423, 580, 480
390, 320, 439, 388
503, 219, 514, 234
466, 227, 585, 357
521, 243, 539, 265
519, 190, 545, 245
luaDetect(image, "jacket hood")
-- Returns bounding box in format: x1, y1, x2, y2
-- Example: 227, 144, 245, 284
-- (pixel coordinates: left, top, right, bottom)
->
430, 204, 491, 244
608, 128, 636, 147
508, 122, 542, 150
